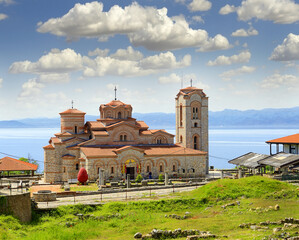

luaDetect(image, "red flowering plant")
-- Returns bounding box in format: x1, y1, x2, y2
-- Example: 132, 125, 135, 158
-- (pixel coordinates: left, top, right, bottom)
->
77, 167, 88, 185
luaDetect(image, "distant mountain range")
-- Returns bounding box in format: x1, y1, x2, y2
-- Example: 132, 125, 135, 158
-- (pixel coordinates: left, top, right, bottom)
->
1, 107, 299, 129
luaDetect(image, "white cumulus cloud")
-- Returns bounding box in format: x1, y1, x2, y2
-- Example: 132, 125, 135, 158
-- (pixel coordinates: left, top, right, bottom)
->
0, 13, 8, 21
207, 51, 251, 66
269, 33, 299, 61
88, 48, 109, 57
219, 4, 236, 15
188, 0, 212, 12
196, 34, 232, 52
159, 73, 181, 84
260, 73, 299, 89
18, 79, 44, 98
192, 16, 204, 23
9, 48, 83, 74
220, 65, 256, 80
37, 2, 230, 51
0, 78, 3, 88
219, 0, 299, 24
231, 27, 258, 37
84, 51, 191, 77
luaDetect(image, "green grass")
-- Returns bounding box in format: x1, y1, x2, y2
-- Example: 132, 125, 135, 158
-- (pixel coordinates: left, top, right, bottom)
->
69, 183, 98, 192
1, 176, 298, 240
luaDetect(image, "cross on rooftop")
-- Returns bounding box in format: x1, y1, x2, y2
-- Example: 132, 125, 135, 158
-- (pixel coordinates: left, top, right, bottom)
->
114, 86, 117, 100
71, 100, 74, 109
190, 79, 193, 87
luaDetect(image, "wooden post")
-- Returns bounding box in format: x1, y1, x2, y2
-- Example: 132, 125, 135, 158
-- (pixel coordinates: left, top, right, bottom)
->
270, 143, 272, 155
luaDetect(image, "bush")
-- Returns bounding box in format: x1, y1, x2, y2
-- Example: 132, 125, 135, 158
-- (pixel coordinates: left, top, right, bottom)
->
135, 174, 143, 183
159, 174, 164, 182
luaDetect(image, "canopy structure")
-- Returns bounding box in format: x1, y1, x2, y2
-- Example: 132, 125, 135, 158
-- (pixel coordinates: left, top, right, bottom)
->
0, 157, 38, 176
258, 152, 299, 169
229, 152, 269, 169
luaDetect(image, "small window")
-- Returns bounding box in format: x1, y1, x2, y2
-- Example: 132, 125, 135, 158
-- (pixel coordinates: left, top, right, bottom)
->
180, 105, 183, 126
157, 139, 162, 144
63, 167, 66, 173
194, 136, 197, 149
118, 112, 122, 119
180, 135, 183, 143
159, 164, 163, 172
124, 135, 127, 141
182, 168, 185, 173
97, 167, 100, 174
74, 126, 78, 134
120, 135, 123, 141
290, 145, 296, 154
194, 122, 198, 127
147, 165, 150, 173
111, 166, 114, 174
173, 164, 176, 172
195, 108, 198, 119
76, 164, 79, 170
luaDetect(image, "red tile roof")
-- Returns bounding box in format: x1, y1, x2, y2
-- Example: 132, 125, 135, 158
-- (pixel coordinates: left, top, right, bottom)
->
59, 108, 86, 115
80, 145, 206, 158
43, 144, 55, 149
0, 157, 38, 171
266, 133, 299, 144
104, 100, 131, 108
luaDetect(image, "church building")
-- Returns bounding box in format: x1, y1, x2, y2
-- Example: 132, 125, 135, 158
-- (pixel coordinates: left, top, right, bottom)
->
43, 86, 208, 183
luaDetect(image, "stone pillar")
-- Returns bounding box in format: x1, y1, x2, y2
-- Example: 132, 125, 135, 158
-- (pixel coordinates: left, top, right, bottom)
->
126, 174, 131, 188
164, 172, 169, 186
238, 168, 242, 179
98, 169, 105, 188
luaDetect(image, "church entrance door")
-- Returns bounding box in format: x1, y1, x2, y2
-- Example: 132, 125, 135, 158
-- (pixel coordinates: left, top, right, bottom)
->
126, 167, 135, 179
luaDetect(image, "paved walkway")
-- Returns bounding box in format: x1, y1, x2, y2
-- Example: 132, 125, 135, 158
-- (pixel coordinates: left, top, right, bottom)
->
37, 185, 201, 209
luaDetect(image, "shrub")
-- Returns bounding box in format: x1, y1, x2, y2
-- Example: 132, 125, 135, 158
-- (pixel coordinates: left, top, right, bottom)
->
135, 174, 143, 183
159, 174, 164, 182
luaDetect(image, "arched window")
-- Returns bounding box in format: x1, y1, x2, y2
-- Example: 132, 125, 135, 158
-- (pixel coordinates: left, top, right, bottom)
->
111, 166, 114, 174
74, 126, 78, 134
118, 112, 122, 119
98, 167, 100, 174
124, 135, 127, 141
180, 135, 183, 143
194, 136, 198, 149
195, 107, 199, 119
159, 164, 163, 172
76, 164, 79, 170
63, 167, 66, 173
120, 135, 123, 141
146, 165, 150, 173
173, 164, 176, 172
180, 105, 183, 126
192, 107, 196, 119
194, 122, 198, 127
157, 139, 162, 144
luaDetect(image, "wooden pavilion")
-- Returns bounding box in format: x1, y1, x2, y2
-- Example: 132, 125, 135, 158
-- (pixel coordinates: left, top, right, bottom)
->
0, 157, 38, 177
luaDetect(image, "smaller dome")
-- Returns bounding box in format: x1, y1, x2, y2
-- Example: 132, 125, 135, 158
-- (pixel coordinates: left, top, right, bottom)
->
105, 100, 128, 107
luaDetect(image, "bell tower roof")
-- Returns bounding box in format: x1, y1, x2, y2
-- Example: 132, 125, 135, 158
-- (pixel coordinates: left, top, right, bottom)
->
59, 108, 86, 115
176, 86, 207, 99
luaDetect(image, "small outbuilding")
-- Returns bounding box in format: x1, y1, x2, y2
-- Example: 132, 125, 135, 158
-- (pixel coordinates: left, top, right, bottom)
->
229, 152, 269, 171
0, 157, 38, 176
258, 152, 299, 171
266, 133, 299, 155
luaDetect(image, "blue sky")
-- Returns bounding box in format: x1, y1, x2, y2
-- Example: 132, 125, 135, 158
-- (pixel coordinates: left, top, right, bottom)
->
0, 0, 298, 120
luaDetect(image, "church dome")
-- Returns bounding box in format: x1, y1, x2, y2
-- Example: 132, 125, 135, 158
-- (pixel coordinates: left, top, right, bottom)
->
100, 100, 132, 119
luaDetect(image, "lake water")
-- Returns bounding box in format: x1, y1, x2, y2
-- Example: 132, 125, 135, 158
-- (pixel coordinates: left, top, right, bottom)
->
0, 128, 298, 172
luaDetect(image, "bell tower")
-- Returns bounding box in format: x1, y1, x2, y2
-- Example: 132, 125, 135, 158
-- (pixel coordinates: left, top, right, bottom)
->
175, 85, 209, 173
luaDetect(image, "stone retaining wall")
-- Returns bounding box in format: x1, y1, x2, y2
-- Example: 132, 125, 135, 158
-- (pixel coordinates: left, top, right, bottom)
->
0, 192, 31, 222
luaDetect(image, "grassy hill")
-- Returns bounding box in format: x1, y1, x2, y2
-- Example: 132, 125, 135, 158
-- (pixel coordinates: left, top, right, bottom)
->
0, 177, 298, 239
